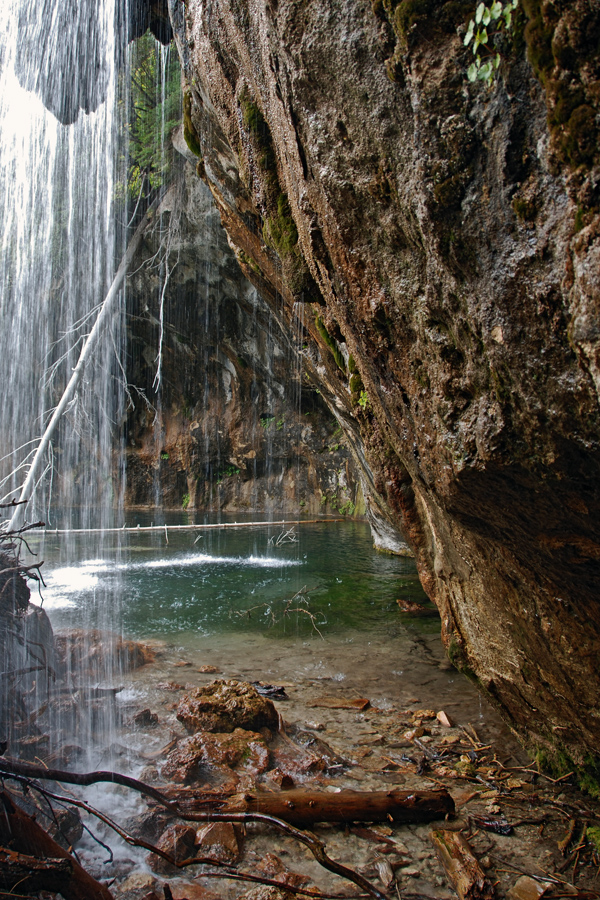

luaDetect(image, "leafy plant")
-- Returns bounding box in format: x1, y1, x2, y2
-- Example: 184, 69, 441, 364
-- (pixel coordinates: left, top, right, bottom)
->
260, 416, 275, 428
182, 492, 190, 509
160, 451, 169, 460
119, 32, 182, 200
464, 0, 518, 86
358, 390, 370, 410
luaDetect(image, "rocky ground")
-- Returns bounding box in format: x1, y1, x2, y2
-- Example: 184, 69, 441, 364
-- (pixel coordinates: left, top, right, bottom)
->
9, 627, 598, 900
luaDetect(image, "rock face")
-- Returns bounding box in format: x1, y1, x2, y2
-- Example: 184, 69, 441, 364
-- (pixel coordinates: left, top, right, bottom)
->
125, 153, 364, 521
168, 0, 600, 772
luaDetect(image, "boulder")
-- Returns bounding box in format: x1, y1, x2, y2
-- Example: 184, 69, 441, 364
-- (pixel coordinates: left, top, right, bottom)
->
176, 680, 279, 735
162, 728, 269, 784
146, 823, 197, 875
195, 822, 240, 864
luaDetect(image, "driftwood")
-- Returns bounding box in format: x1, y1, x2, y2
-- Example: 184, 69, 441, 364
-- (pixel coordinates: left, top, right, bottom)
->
217, 787, 455, 826
0, 790, 113, 900
0, 759, 393, 900
430, 829, 495, 900
0, 846, 74, 894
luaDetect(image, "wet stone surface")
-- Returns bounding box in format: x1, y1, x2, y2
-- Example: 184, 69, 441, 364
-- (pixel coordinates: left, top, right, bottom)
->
28, 627, 600, 900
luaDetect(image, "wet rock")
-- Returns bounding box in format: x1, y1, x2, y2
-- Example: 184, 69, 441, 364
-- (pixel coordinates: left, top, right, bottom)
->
133, 708, 159, 727
125, 807, 175, 844
146, 823, 197, 875
167, 882, 223, 900
197, 665, 221, 674
139, 764, 160, 782
176, 680, 279, 735
254, 852, 311, 889
236, 889, 295, 900
55, 629, 155, 678
47, 806, 83, 850
162, 728, 269, 783
115, 872, 159, 900
195, 822, 240, 863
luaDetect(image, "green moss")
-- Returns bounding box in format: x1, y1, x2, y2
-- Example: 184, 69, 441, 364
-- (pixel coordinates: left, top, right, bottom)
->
512, 196, 537, 221
315, 316, 346, 372
521, 0, 600, 174
535, 748, 600, 799
560, 105, 598, 167
263, 193, 299, 257
183, 91, 202, 158
393, 0, 436, 39
348, 355, 357, 374
349, 373, 364, 394
587, 826, 600, 853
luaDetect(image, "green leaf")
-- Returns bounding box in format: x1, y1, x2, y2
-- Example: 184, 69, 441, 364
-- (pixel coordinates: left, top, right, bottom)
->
503, 8, 512, 26
467, 62, 479, 81
490, 1, 502, 19
464, 19, 475, 45
482, 6, 491, 25
478, 26, 489, 44
475, 2, 485, 23
495, 52, 501, 68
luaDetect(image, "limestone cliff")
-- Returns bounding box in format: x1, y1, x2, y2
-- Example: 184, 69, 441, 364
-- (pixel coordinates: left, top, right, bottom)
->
168, 0, 600, 776
124, 149, 364, 521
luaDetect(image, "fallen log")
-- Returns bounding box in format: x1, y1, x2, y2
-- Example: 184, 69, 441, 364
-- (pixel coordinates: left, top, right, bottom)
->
0, 846, 73, 895
221, 788, 455, 826
0, 790, 113, 900
430, 828, 495, 900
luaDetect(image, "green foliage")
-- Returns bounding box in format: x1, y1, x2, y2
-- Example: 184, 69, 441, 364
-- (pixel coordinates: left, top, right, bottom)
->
263, 193, 299, 257
339, 499, 356, 516
160, 451, 169, 460
122, 32, 182, 199
358, 390, 370, 409
588, 826, 600, 854
464, 0, 518, 86
260, 416, 275, 428
315, 316, 346, 372
182, 492, 190, 509
183, 91, 202, 158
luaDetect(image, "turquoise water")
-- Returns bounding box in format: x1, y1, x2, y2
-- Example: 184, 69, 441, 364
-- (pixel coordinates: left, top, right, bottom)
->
37, 516, 435, 641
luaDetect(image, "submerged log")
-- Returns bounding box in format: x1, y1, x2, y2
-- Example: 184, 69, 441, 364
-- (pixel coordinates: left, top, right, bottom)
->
219, 787, 455, 826
0, 790, 113, 900
429, 828, 495, 900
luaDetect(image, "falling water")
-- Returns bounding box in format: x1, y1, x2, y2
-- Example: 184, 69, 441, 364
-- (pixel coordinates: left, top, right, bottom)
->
0, 0, 125, 529
0, 0, 132, 763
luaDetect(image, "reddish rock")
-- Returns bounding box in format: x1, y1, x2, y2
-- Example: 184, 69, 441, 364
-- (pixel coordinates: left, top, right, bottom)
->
55, 629, 155, 677
146, 823, 197, 875
176, 680, 279, 735
162, 728, 269, 784
195, 822, 240, 864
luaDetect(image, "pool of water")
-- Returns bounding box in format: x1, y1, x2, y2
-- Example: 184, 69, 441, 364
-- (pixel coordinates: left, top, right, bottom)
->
36, 515, 436, 642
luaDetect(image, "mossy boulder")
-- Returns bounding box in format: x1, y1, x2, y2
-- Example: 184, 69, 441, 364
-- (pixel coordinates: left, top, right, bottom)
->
176, 679, 279, 734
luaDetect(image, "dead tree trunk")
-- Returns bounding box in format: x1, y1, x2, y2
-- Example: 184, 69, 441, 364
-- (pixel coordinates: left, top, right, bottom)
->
0, 790, 113, 900
7, 196, 163, 532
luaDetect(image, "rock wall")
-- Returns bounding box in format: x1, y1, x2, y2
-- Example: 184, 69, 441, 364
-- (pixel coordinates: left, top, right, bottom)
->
167, 0, 600, 775
124, 148, 367, 524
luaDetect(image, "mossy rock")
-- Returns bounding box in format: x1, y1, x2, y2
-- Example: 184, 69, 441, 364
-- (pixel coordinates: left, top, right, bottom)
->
183, 91, 202, 159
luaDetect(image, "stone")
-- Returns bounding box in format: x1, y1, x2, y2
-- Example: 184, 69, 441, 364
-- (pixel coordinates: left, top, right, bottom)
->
195, 822, 240, 863
133, 708, 159, 727
55, 629, 155, 677
176, 680, 279, 734
47, 806, 83, 850
162, 728, 269, 783
146, 823, 197, 875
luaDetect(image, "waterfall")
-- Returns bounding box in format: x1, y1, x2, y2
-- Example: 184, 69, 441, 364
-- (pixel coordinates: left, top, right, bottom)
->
0, 0, 135, 764
0, 0, 125, 531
